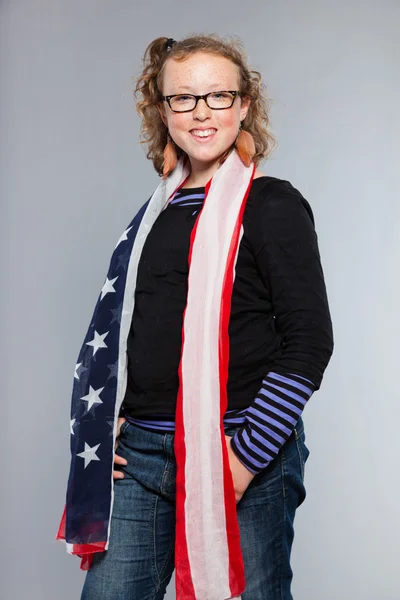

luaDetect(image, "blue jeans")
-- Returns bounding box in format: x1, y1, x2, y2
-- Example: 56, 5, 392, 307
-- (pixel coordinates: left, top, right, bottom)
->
81, 417, 310, 600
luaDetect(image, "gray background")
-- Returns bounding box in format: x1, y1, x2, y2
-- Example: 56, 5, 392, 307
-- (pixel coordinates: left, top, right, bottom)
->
2, 1, 399, 599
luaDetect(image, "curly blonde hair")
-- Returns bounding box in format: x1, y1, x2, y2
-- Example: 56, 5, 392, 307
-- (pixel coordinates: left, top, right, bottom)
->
134, 34, 277, 176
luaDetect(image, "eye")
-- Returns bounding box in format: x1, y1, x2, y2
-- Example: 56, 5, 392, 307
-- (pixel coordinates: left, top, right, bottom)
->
210, 92, 231, 99
176, 95, 192, 102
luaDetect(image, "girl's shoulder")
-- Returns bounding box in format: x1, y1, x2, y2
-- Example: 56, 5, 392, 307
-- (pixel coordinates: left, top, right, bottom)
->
248, 175, 315, 227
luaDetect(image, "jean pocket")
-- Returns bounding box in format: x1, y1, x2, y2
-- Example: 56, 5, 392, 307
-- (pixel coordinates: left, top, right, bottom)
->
293, 416, 304, 439
119, 419, 130, 436
294, 425, 310, 481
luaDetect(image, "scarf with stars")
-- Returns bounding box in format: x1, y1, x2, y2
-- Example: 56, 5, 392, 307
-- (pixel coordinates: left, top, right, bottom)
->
57, 147, 256, 600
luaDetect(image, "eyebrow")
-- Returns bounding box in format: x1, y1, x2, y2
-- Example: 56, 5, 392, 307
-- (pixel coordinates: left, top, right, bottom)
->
174, 85, 231, 93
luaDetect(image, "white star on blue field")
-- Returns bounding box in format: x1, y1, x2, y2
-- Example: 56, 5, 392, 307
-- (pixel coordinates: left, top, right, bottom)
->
86, 330, 109, 356
77, 442, 101, 468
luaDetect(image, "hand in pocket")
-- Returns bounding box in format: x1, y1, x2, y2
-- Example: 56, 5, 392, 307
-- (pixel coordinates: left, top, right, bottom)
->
113, 417, 128, 480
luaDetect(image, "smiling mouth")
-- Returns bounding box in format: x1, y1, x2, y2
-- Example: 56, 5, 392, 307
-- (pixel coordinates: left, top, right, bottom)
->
189, 128, 217, 140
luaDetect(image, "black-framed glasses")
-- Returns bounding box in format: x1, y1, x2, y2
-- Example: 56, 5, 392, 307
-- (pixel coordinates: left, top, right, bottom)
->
161, 90, 242, 113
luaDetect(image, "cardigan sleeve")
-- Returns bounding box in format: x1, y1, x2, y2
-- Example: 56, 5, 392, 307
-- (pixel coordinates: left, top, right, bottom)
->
230, 180, 334, 474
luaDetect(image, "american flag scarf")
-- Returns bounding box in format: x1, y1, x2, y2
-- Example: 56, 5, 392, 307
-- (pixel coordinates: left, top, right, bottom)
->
57, 147, 256, 600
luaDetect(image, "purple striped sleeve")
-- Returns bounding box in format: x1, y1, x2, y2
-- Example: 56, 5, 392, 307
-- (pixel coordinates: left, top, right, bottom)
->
229, 371, 315, 475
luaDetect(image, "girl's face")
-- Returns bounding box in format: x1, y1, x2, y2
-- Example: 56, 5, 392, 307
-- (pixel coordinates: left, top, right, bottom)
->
158, 52, 250, 178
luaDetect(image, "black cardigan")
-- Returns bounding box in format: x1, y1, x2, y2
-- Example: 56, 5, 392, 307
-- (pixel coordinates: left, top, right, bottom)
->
122, 176, 334, 418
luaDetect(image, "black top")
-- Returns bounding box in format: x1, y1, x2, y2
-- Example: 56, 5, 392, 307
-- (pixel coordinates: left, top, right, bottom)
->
122, 176, 334, 418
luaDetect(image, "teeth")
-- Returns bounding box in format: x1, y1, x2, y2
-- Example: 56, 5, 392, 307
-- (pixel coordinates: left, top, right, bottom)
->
191, 129, 216, 137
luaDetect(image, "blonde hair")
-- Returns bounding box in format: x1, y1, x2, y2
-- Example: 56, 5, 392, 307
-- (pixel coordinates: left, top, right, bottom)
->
134, 34, 277, 176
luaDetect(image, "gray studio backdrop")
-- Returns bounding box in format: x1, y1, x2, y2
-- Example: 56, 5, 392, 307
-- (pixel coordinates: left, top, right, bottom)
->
2, 1, 399, 599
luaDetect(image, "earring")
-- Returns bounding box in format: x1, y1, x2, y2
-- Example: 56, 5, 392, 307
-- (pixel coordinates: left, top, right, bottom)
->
162, 131, 178, 179
235, 123, 256, 167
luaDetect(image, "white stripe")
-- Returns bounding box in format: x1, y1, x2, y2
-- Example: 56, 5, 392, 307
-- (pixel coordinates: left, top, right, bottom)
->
106, 158, 190, 549
182, 150, 252, 599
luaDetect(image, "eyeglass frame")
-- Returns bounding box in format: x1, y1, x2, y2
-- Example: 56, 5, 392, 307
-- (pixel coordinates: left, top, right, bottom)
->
161, 90, 243, 113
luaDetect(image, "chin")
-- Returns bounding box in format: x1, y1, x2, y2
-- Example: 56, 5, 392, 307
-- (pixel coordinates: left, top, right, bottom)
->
185, 146, 230, 165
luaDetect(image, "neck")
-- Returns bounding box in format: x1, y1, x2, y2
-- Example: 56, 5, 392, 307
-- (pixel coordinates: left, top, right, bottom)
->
183, 166, 216, 188
184, 149, 232, 188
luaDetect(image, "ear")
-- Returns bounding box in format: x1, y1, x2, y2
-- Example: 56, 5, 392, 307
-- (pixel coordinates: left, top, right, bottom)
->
157, 102, 168, 127
239, 94, 251, 121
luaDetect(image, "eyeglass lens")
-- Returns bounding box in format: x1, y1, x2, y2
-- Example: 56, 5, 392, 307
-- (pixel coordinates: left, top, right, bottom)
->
170, 92, 235, 111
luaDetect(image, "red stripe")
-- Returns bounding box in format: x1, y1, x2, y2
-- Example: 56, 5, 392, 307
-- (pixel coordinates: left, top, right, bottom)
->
175, 347, 196, 598
56, 504, 107, 570
219, 162, 256, 597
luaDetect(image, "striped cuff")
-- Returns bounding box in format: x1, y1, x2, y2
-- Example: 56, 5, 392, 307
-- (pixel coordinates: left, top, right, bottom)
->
230, 372, 315, 475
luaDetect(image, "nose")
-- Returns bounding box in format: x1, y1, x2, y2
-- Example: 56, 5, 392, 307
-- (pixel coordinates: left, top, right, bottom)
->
192, 97, 211, 120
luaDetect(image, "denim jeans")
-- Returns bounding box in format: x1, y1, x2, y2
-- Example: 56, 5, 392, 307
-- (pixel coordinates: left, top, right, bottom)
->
81, 417, 310, 600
